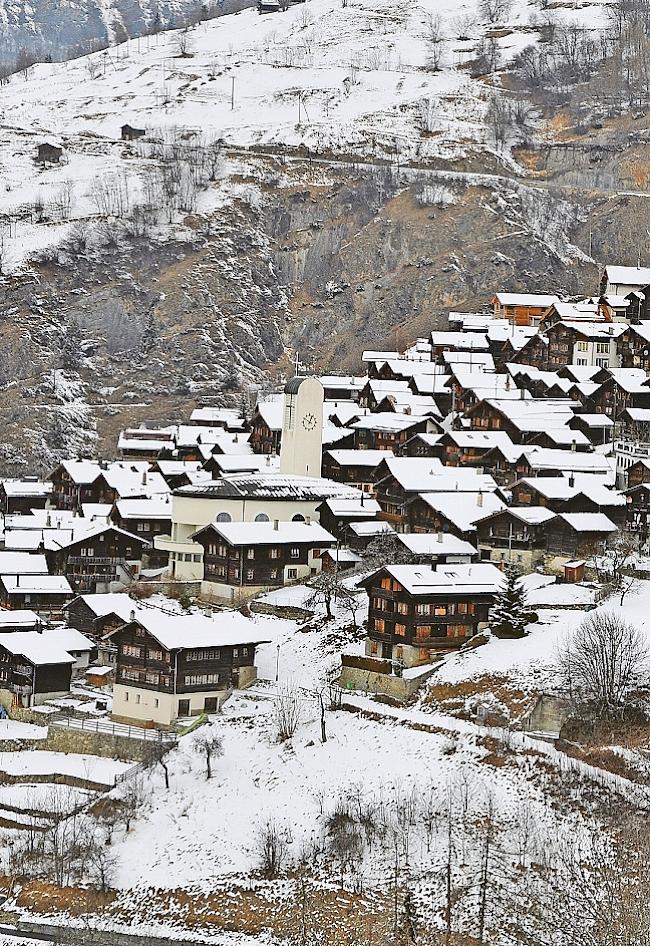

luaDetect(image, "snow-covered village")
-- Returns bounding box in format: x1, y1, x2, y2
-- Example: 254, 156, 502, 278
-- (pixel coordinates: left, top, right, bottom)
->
3, 0, 650, 943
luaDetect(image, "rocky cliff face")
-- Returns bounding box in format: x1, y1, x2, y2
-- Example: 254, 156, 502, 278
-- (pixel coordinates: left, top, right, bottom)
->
0, 0, 250, 71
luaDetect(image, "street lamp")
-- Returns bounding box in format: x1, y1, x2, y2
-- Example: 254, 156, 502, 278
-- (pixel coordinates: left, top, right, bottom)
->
275, 643, 280, 683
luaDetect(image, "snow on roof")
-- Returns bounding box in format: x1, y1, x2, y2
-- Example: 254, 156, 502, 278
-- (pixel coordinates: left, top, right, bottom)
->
524, 449, 612, 475
442, 351, 495, 369
560, 365, 602, 382
558, 513, 617, 532
114, 497, 173, 520
0, 480, 51, 498
177, 475, 360, 502
43, 626, 95, 653
487, 506, 556, 525
189, 408, 245, 429
605, 265, 650, 287
416, 492, 507, 532
3, 510, 78, 531
81, 503, 113, 521
101, 467, 170, 499
319, 376, 366, 390
494, 292, 559, 307
383, 361, 443, 378
71, 593, 136, 621
321, 497, 381, 518
55, 460, 102, 485
410, 374, 452, 396
254, 395, 284, 431
606, 368, 649, 392
559, 321, 627, 339
396, 533, 478, 557
44, 521, 146, 552
550, 301, 600, 321
571, 413, 614, 428
622, 407, 650, 422
197, 521, 336, 547
348, 520, 395, 537
376, 563, 504, 596
0, 553, 48, 575
445, 431, 514, 450
430, 332, 489, 350
362, 350, 401, 362
1, 575, 73, 595
351, 413, 429, 433
210, 455, 278, 474
0, 610, 43, 628
326, 449, 393, 467
322, 548, 362, 563
125, 610, 273, 651
0, 631, 76, 666
156, 460, 203, 475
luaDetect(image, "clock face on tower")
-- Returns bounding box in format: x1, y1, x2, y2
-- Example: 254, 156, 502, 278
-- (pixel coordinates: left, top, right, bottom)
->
301, 412, 317, 431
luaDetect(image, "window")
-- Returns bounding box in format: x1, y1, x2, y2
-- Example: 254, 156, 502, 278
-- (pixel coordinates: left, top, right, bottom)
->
246, 569, 255, 580
287, 568, 298, 579
576, 341, 588, 352
124, 692, 129, 702
233, 648, 239, 657
193, 554, 201, 562
147, 649, 163, 661
122, 644, 143, 658
186, 648, 221, 661
145, 672, 159, 685
418, 647, 430, 661
395, 623, 406, 637
247, 549, 255, 560
595, 357, 609, 367
370, 641, 379, 656
290, 547, 300, 559
184, 673, 220, 687
596, 342, 610, 354
380, 577, 391, 590
396, 601, 409, 615
121, 669, 141, 682
416, 603, 432, 616
137, 522, 146, 532
457, 603, 468, 615
415, 626, 430, 639
255, 513, 270, 522
270, 548, 279, 559
135, 694, 141, 705
434, 605, 447, 616
374, 618, 385, 632
292, 513, 306, 522
270, 568, 278, 579
216, 512, 232, 523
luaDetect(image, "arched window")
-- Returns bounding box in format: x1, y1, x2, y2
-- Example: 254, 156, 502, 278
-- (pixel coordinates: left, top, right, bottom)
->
255, 513, 270, 522
216, 512, 232, 523
292, 513, 306, 522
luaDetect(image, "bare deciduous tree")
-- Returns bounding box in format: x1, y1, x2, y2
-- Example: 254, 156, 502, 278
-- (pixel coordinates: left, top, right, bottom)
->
254, 817, 289, 877
193, 730, 224, 780
557, 611, 648, 718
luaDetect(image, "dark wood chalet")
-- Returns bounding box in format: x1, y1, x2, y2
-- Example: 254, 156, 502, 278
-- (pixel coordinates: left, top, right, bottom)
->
108, 612, 270, 725
624, 484, 650, 544
0, 480, 51, 515
510, 478, 626, 527
619, 323, 650, 372
0, 575, 73, 617
46, 526, 148, 594
0, 633, 75, 707
322, 450, 389, 492
626, 459, 650, 488
353, 415, 430, 452
190, 520, 335, 599
545, 513, 617, 559
474, 507, 555, 569
399, 433, 444, 458
358, 564, 502, 667
249, 400, 282, 455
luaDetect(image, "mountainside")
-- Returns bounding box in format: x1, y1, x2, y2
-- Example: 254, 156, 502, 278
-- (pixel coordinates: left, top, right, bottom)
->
0, 0, 250, 73
0, 0, 645, 472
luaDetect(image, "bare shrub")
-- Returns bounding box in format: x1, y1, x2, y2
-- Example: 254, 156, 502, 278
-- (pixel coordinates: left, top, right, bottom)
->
274, 684, 301, 741
254, 817, 289, 877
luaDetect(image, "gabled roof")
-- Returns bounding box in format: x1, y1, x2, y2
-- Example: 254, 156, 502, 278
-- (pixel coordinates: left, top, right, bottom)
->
493, 292, 559, 307
110, 610, 272, 651
321, 497, 381, 518
396, 533, 478, 557
604, 265, 650, 286
362, 563, 504, 596
414, 492, 506, 532
558, 512, 617, 533
192, 521, 336, 547
67, 593, 136, 621
351, 413, 429, 433
0, 575, 72, 595
478, 505, 556, 526
0, 631, 77, 666
326, 449, 393, 467
253, 395, 284, 431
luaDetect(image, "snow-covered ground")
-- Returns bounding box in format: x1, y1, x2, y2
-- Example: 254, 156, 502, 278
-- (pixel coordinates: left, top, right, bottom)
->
0, 0, 610, 271
0, 750, 132, 783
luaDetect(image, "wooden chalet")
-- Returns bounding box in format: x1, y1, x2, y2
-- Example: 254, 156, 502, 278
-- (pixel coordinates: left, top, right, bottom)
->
46, 524, 148, 594
545, 513, 617, 560
358, 563, 503, 668
109, 610, 270, 726
190, 519, 336, 603
0, 480, 51, 516
491, 293, 558, 326
475, 507, 556, 570
398, 433, 444, 458
322, 449, 391, 492
352, 414, 431, 452
510, 477, 625, 527
0, 631, 77, 707
0, 574, 73, 617
249, 397, 282, 455
626, 459, 650, 488
624, 484, 650, 544
619, 323, 650, 372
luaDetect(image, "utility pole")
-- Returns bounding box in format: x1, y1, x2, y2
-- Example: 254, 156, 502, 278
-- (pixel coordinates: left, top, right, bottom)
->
231, 76, 235, 110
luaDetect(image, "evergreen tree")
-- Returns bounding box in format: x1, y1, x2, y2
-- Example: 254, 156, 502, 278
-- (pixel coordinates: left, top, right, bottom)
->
489, 565, 537, 639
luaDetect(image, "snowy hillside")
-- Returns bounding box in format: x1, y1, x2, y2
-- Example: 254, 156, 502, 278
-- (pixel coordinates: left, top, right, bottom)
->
0, 0, 609, 273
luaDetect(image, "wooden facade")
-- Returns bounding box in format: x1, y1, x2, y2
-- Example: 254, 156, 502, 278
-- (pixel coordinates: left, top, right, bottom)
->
47, 528, 147, 593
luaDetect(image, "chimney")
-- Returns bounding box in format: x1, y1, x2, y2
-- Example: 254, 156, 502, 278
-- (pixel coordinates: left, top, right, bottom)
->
130, 609, 136, 622
234, 434, 239, 443
305, 515, 311, 526
437, 531, 444, 543
142, 471, 147, 486
46, 512, 51, 528
273, 519, 279, 531
568, 473, 575, 488
477, 489, 484, 507
16, 575, 19, 588
571, 439, 577, 452
266, 456, 271, 467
